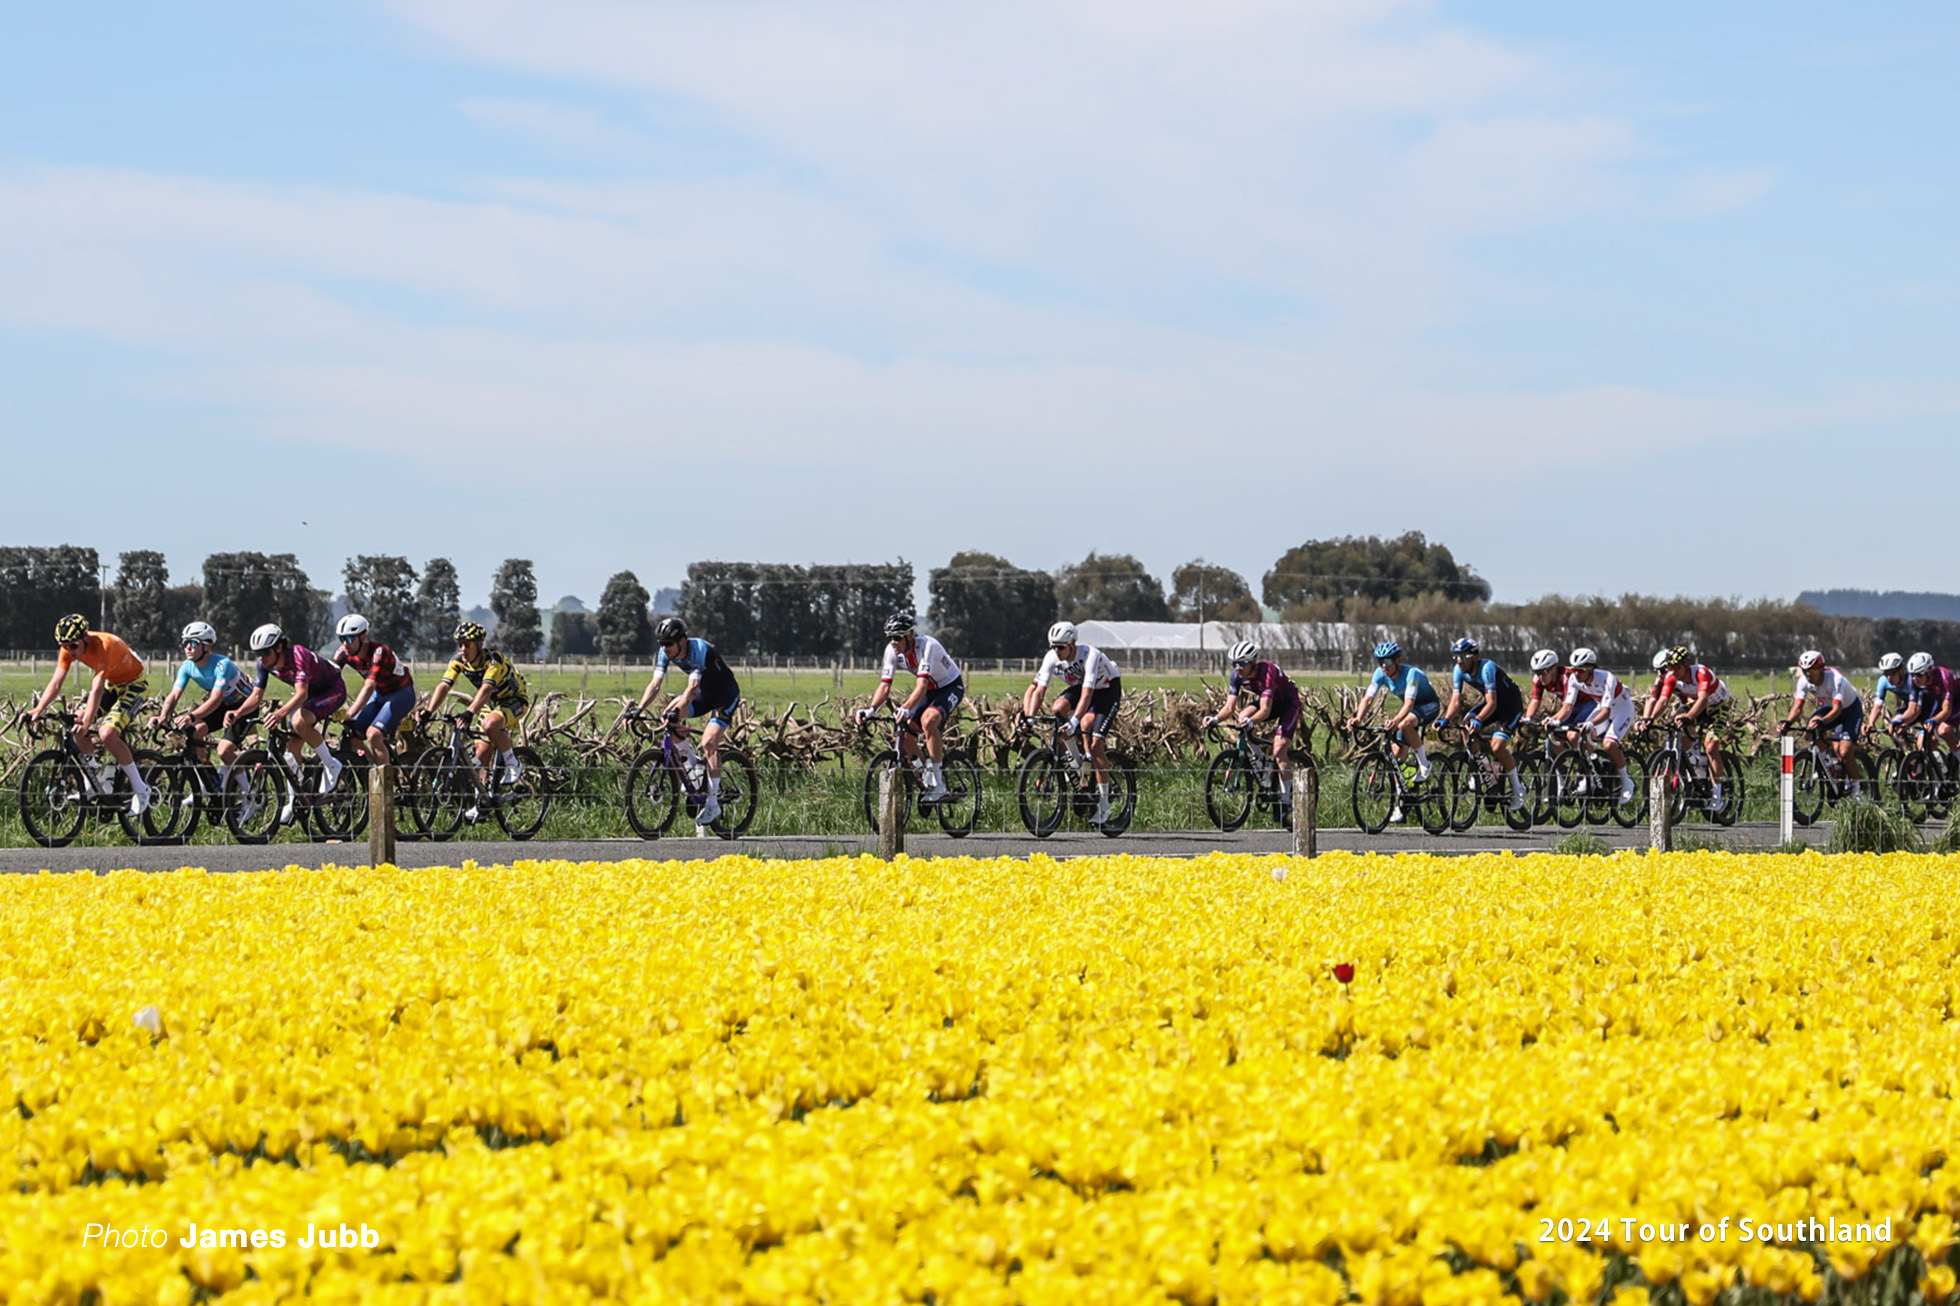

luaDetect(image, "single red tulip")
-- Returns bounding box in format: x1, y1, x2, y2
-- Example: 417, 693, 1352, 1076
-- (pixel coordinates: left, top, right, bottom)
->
1333, 963, 1355, 984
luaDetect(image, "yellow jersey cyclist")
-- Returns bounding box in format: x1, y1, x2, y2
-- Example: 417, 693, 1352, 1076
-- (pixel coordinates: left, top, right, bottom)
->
1643, 646, 1735, 806
151, 621, 256, 783
633, 617, 742, 827
859, 612, 965, 804
230, 623, 351, 818
1436, 637, 1528, 813
1782, 650, 1867, 799
1021, 620, 1123, 827
419, 620, 531, 801
1347, 640, 1438, 782
24, 613, 154, 815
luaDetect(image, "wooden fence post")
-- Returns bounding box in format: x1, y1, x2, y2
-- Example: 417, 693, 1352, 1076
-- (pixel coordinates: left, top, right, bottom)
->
368, 761, 396, 866
1293, 768, 1317, 858
1648, 769, 1670, 852
878, 767, 904, 858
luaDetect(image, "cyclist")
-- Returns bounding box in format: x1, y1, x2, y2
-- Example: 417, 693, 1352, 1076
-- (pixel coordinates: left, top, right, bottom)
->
1546, 647, 1635, 802
859, 612, 964, 804
1437, 637, 1527, 812
633, 616, 742, 826
1644, 646, 1734, 806
1865, 652, 1910, 735
1022, 621, 1123, 827
420, 620, 530, 811
1783, 650, 1866, 798
151, 621, 255, 781
1893, 652, 1958, 757
1347, 640, 1438, 781
24, 614, 153, 815
1203, 639, 1304, 826
334, 614, 417, 766
229, 623, 350, 811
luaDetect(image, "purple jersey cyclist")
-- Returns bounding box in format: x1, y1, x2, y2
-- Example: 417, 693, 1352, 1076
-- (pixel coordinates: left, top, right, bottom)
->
1203, 640, 1303, 823
227, 622, 352, 814
1899, 653, 1960, 752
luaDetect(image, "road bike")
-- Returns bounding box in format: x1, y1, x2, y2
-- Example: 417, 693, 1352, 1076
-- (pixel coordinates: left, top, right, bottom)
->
141, 718, 266, 843
858, 711, 982, 838
622, 709, 755, 840
1782, 721, 1874, 826
14, 710, 169, 848
1201, 721, 1302, 833
1346, 725, 1447, 835
406, 711, 553, 841
1643, 720, 1744, 827
1884, 725, 1951, 824
1431, 724, 1531, 832
1547, 724, 1647, 829
1015, 714, 1134, 838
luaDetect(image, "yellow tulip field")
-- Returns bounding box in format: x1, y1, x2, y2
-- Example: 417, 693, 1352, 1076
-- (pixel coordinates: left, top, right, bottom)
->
3, 850, 1958, 1305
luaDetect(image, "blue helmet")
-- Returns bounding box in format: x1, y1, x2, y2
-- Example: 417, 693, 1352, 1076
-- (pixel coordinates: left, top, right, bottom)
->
1373, 640, 1401, 661
1450, 637, 1479, 657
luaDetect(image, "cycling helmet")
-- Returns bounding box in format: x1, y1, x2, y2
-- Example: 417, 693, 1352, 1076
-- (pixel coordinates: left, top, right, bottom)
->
53, 613, 88, 644
454, 620, 486, 645
1879, 652, 1905, 674
1569, 647, 1598, 669
1797, 650, 1824, 673
1651, 649, 1673, 672
248, 623, 285, 653
1908, 651, 1936, 676
336, 613, 370, 640
1047, 621, 1078, 647
654, 617, 687, 645
181, 621, 218, 647
1450, 637, 1479, 658
1372, 640, 1401, 661
1229, 639, 1259, 666
883, 611, 916, 639
1529, 649, 1559, 674
1665, 645, 1689, 668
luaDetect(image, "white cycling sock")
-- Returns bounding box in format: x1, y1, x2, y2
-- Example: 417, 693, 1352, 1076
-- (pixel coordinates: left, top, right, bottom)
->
1414, 746, 1430, 768
707, 775, 720, 798
121, 762, 143, 788
1506, 768, 1522, 793
501, 748, 517, 768
1616, 766, 1629, 781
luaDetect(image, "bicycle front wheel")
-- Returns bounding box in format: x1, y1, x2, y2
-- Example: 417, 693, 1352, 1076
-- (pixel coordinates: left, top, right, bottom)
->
1204, 749, 1255, 832
142, 755, 197, 842
18, 750, 87, 848
1350, 754, 1396, 835
1791, 752, 1825, 826
1519, 755, 1554, 828
709, 749, 759, 839
497, 747, 551, 841
624, 751, 680, 838
1436, 754, 1474, 832
1896, 752, 1935, 824
934, 753, 983, 838
409, 751, 467, 841
223, 750, 289, 845
1016, 752, 1067, 838
1099, 752, 1139, 838
1550, 752, 1588, 829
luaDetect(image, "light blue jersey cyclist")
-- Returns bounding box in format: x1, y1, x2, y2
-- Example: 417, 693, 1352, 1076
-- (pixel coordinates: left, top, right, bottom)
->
1348, 640, 1439, 779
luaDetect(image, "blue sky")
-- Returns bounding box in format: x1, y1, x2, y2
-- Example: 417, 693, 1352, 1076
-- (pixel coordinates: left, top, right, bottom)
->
3, 2, 1955, 612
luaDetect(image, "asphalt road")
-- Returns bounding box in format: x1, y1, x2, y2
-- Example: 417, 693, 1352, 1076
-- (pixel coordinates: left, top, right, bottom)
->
0, 821, 1827, 874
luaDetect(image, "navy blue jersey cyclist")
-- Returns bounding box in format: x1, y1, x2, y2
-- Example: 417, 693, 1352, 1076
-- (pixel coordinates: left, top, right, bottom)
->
634, 617, 742, 826
1436, 637, 1527, 811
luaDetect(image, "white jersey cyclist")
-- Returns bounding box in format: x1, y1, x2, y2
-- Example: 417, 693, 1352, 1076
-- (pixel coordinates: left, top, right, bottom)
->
1792, 665, 1862, 715
881, 633, 963, 691
1564, 667, 1635, 742
1033, 644, 1120, 692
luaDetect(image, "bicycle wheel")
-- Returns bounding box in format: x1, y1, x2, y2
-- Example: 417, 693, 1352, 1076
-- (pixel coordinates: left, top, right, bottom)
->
1016, 752, 1067, 838
1790, 752, 1825, 827
113, 750, 171, 842
409, 750, 467, 841
1495, 757, 1531, 831
1437, 754, 1474, 831
1897, 752, 1935, 824
863, 756, 914, 835
1607, 754, 1646, 829
1415, 770, 1449, 834
495, 747, 551, 841
1855, 749, 1884, 805
624, 750, 680, 838
934, 753, 983, 838
1647, 750, 1687, 827
1350, 754, 1396, 835
223, 750, 289, 844
308, 757, 366, 842
141, 755, 196, 841
1519, 755, 1554, 827
709, 749, 758, 839
1098, 752, 1139, 838
1709, 768, 1745, 826
1204, 749, 1255, 832
1550, 752, 1588, 829
1927, 754, 1954, 820
18, 750, 88, 848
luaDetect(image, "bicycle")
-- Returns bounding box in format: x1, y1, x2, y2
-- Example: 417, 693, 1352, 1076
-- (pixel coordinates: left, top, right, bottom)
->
1547, 723, 1647, 829
1200, 721, 1303, 833
409, 711, 554, 841
1431, 724, 1531, 832
858, 711, 982, 838
1782, 720, 1873, 826
14, 710, 170, 848
1015, 714, 1134, 838
142, 719, 265, 844
254, 713, 371, 842
1644, 720, 1744, 827
1887, 724, 1952, 824
1346, 725, 1447, 835
620, 709, 754, 840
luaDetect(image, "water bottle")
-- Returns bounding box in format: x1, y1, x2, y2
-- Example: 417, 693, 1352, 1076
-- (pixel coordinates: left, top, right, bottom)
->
680, 741, 706, 789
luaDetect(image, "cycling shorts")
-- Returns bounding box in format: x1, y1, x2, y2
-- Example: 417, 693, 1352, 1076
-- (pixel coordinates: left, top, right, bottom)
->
352, 685, 419, 737
1412, 699, 1441, 727
95, 679, 149, 735
1057, 679, 1122, 738
688, 690, 741, 730
479, 696, 529, 732
299, 683, 347, 721
190, 698, 256, 747
1589, 696, 1635, 744
922, 677, 965, 721
1475, 706, 1525, 742
1812, 705, 1862, 743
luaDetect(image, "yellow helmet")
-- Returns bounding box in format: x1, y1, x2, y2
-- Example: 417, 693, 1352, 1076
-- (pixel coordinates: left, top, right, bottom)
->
54, 613, 88, 644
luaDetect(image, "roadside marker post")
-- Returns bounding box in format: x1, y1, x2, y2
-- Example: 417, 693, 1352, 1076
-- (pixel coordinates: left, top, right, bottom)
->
1292, 768, 1317, 858
1779, 735, 1795, 845
368, 762, 396, 867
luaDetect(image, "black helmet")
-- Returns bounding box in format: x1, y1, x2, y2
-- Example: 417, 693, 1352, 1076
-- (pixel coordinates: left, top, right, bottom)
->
655, 617, 687, 645
883, 611, 915, 639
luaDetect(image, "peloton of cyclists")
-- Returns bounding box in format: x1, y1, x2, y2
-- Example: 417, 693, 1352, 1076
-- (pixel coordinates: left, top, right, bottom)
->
1545, 648, 1636, 802
1435, 637, 1527, 812
1782, 650, 1865, 798
1022, 621, 1123, 827
859, 613, 965, 805
1643, 646, 1734, 807
1202, 639, 1304, 827
1347, 641, 1438, 782
151, 621, 256, 783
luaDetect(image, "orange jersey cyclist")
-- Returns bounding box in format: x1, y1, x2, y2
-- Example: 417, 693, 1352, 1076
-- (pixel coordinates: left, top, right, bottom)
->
25, 613, 154, 815
334, 613, 418, 765
859, 612, 964, 804
1021, 620, 1123, 827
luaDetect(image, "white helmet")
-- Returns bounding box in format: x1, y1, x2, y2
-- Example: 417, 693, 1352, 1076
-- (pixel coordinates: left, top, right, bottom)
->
337, 613, 371, 639
248, 623, 285, 653
1229, 639, 1259, 666
1569, 647, 1597, 669
181, 621, 218, 647
1046, 620, 1078, 647
1529, 649, 1559, 674
1879, 652, 1904, 674
1797, 650, 1824, 673
1908, 651, 1936, 676
1651, 649, 1673, 671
